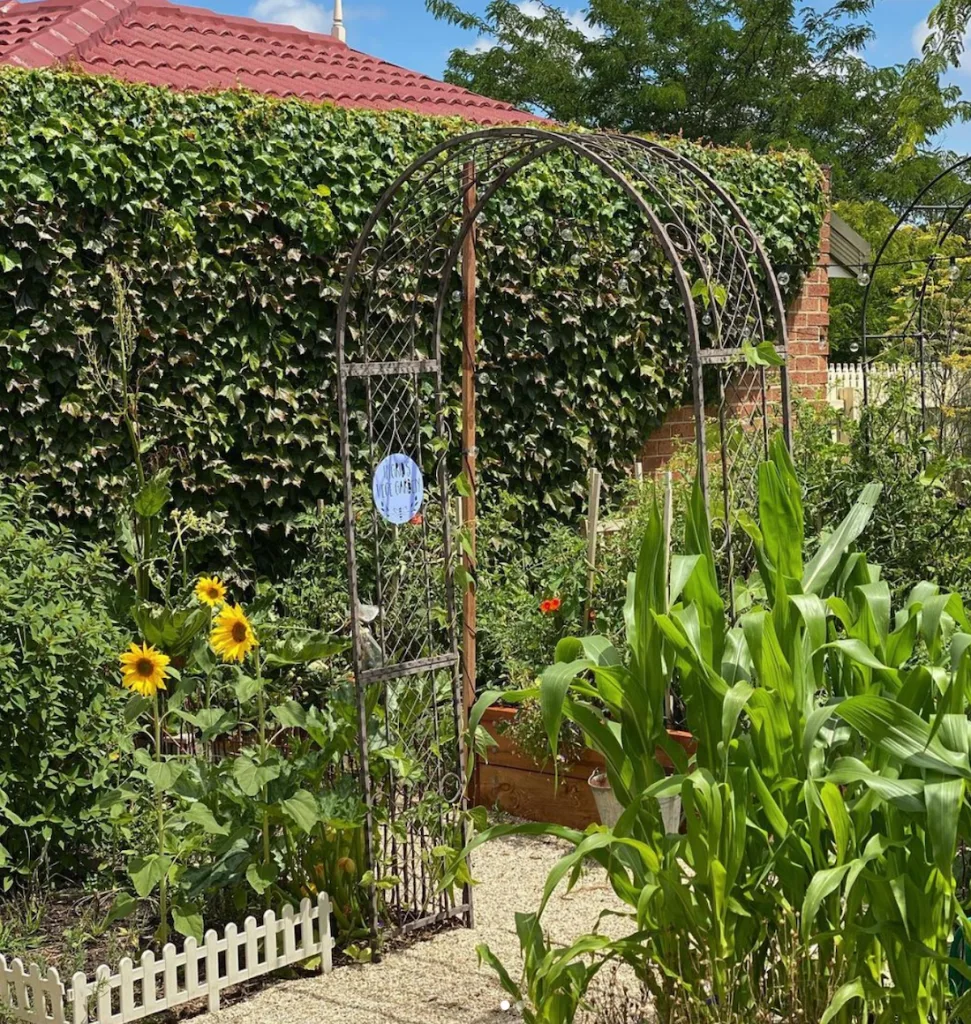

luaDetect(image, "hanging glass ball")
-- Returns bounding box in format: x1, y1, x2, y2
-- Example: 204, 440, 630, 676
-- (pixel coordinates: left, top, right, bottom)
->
452, 290, 462, 303
571, 253, 582, 266
524, 224, 535, 238
702, 312, 712, 326
660, 295, 673, 311
618, 277, 630, 294
560, 227, 574, 243
777, 271, 790, 287
950, 261, 962, 282
629, 248, 642, 262
858, 270, 870, 287
849, 342, 860, 353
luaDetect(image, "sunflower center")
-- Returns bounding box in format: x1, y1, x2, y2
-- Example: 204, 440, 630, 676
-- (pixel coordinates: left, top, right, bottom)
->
231, 622, 248, 643
135, 658, 155, 678
207, 587, 220, 599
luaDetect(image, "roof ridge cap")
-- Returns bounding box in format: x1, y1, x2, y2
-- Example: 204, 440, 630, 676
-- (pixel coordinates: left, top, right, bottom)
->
6, 0, 141, 67
133, 0, 348, 47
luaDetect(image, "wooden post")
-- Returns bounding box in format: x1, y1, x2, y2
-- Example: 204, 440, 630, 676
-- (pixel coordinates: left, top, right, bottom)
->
584, 468, 602, 630
460, 162, 477, 723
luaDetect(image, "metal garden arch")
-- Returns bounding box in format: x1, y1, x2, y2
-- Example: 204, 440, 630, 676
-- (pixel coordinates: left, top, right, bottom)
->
861, 155, 971, 438
334, 126, 792, 937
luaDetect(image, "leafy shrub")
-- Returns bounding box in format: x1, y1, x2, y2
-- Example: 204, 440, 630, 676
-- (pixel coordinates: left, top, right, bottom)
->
0, 486, 127, 887
0, 67, 824, 571
794, 390, 971, 599
464, 439, 971, 1023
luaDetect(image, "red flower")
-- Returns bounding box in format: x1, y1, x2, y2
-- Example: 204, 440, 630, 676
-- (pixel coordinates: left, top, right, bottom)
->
409, 513, 423, 525
549, 596, 562, 612
539, 599, 553, 614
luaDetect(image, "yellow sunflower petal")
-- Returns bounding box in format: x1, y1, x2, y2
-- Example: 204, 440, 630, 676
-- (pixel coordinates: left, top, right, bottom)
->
119, 642, 170, 698
210, 604, 257, 664
195, 575, 228, 607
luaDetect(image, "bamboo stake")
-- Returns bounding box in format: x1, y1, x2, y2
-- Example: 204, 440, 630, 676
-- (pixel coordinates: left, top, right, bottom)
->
585, 467, 603, 630
662, 471, 674, 722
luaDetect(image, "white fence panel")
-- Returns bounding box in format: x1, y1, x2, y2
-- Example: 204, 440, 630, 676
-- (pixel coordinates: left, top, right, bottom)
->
0, 894, 333, 1024
0, 957, 66, 1023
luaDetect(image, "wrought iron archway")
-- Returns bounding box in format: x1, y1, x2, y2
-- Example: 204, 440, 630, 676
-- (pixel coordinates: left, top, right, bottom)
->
334, 126, 792, 938
861, 156, 971, 437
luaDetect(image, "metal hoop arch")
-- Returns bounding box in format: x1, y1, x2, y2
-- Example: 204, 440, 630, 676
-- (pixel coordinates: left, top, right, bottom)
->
334, 125, 792, 939
861, 156, 971, 414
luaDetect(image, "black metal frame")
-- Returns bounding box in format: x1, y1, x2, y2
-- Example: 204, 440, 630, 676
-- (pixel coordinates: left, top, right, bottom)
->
334, 126, 791, 938
862, 157, 971, 428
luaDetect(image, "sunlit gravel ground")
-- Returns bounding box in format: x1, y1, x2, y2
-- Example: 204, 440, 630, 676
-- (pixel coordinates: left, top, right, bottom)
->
187, 833, 625, 1024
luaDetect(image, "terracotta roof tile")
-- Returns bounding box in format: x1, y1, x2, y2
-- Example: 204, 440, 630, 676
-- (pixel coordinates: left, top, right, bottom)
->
0, 0, 536, 123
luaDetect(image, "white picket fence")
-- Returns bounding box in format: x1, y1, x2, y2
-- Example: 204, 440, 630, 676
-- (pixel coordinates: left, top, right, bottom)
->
0, 895, 333, 1024
827, 361, 957, 418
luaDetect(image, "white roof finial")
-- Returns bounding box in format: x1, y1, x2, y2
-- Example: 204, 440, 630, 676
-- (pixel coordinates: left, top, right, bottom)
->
332, 0, 346, 42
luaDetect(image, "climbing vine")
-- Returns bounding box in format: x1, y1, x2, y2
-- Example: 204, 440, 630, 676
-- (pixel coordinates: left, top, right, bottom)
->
0, 68, 825, 569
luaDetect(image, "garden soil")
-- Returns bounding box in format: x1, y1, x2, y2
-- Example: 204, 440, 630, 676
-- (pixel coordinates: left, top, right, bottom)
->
187, 833, 626, 1024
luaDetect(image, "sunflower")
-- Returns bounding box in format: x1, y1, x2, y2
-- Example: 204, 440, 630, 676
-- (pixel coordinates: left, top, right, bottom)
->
210, 604, 258, 663
194, 575, 227, 607
120, 642, 170, 698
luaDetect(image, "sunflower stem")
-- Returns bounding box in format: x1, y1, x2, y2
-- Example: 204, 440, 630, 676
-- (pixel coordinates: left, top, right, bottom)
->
256, 649, 271, 898
154, 691, 169, 945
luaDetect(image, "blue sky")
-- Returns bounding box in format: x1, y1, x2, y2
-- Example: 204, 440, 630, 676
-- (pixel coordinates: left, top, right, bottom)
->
216, 0, 971, 149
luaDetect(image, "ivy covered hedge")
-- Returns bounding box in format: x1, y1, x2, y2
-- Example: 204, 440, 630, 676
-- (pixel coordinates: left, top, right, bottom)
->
0, 68, 825, 568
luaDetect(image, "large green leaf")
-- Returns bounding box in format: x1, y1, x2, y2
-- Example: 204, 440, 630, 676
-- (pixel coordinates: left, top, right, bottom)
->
835, 695, 971, 778
802, 483, 882, 595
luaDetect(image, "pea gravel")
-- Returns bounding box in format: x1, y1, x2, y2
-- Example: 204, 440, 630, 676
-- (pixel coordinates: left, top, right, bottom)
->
187, 833, 625, 1024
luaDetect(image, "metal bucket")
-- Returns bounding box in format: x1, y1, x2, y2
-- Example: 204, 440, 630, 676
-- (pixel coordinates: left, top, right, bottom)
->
589, 770, 681, 834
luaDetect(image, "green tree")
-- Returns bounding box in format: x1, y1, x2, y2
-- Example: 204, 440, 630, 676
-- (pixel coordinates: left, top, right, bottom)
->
427, 0, 968, 202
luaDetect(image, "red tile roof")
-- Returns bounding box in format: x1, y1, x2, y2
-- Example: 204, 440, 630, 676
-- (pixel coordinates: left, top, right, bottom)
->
0, 0, 535, 123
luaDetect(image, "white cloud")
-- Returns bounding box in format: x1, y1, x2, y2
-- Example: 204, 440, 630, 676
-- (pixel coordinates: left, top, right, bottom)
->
466, 35, 497, 54
467, 3, 601, 52
519, 2, 603, 40
250, 0, 332, 33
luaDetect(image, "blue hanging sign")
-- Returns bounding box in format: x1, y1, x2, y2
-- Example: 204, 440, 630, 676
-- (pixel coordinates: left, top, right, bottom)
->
372, 453, 424, 525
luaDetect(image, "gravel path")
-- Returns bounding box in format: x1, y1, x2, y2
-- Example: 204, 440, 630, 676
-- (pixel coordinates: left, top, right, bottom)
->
188, 834, 625, 1024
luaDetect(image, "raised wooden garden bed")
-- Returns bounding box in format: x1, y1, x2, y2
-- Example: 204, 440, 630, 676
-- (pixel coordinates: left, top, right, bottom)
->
474, 705, 695, 830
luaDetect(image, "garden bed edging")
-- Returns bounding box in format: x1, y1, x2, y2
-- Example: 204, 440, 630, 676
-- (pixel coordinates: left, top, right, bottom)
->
0, 894, 333, 1024
475, 705, 695, 829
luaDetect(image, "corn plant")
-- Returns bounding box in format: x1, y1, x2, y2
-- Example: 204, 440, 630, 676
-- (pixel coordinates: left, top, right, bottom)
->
463, 437, 971, 1024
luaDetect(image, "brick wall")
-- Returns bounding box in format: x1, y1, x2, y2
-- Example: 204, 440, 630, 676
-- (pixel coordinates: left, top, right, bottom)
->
641, 173, 831, 475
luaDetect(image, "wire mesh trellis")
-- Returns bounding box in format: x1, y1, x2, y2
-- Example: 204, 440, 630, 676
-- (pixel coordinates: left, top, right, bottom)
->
334, 127, 791, 938
861, 156, 971, 451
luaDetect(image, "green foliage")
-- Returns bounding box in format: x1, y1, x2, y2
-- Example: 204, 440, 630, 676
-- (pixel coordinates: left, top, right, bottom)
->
0, 67, 823, 570
794, 396, 971, 599
427, 0, 968, 203
461, 439, 971, 1023
0, 486, 128, 887
829, 198, 971, 360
